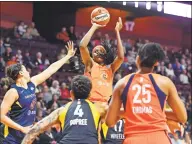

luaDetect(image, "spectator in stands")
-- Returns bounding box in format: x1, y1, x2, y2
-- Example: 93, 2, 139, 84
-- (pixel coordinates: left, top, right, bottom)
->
13, 25, 20, 39
34, 52, 44, 71
38, 128, 57, 144
56, 27, 70, 43
17, 21, 27, 36
28, 22, 40, 37
6, 55, 17, 66
43, 85, 52, 104
44, 54, 50, 68
181, 58, 187, 70
3, 37, 11, 48
127, 51, 135, 65
36, 109, 43, 122
47, 94, 61, 112
23, 51, 35, 69
50, 80, 61, 96
22, 28, 33, 40
60, 82, 70, 100
165, 63, 175, 79
180, 70, 189, 84
68, 26, 77, 41
2, 47, 13, 63
173, 59, 183, 77
0, 37, 5, 55
36, 92, 46, 111
16, 50, 23, 64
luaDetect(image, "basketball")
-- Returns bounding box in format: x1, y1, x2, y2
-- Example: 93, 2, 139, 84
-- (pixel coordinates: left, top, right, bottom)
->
91, 7, 110, 26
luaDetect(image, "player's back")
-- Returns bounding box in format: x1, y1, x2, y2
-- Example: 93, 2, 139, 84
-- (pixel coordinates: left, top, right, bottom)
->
59, 99, 100, 144
122, 73, 169, 136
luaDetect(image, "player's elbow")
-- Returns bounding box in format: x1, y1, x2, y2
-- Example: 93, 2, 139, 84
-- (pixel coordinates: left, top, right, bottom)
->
105, 119, 116, 127
79, 41, 86, 48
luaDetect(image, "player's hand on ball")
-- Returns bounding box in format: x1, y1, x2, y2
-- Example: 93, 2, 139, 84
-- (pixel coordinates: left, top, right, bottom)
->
66, 41, 77, 57
92, 21, 106, 29
115, 17, 123, 32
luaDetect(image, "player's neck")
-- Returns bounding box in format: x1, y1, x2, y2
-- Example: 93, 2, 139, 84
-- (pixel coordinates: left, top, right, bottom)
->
137, 67, 153, 74
16, 78, 28, 89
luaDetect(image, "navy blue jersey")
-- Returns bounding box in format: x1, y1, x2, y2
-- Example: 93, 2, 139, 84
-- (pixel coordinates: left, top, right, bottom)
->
2, 82, 37, 144
102, 120, 125, 144
58, 99, 100, 144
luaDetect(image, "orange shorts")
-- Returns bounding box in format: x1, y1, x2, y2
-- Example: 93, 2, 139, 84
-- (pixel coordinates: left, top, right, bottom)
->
123, 131, 171, 144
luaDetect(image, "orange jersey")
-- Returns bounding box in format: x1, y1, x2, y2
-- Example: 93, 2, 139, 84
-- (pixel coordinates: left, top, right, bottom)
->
85, 62, 113, 103
122, 73, 168, 137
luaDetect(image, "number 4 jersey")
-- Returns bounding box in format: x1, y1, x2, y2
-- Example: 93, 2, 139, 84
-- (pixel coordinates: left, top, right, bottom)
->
58, 99, 100, 144
121, 73, 168, 136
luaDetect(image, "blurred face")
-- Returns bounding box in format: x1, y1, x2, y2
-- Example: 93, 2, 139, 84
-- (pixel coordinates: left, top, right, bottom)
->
168, 64, 172, 69
31, 22, 35, 28
62, 27, 66, 32
43, 86, 49, 92
36, 52, 42, 59
61, 83, 67, 89
25, 52, 29, 56
92, 45, 106, 64
70, 26, 74, 32
19, 65, 30, 82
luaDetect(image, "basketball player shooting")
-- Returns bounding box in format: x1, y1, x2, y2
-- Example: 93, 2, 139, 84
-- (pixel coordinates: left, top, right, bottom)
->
79, 17, 124, 104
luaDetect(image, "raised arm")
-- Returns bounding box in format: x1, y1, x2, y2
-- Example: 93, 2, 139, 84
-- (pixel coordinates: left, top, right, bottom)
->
0, 89, 31, 134
21, 107, 63, 144
111, 17, 124, 73
167, 78, 187, 123
79, 23, 104, 70
31, 41, 76, 86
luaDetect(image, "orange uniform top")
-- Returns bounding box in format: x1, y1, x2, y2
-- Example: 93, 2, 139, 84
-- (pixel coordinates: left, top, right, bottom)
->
121, 73, 168, 137
85, 62, 113, 103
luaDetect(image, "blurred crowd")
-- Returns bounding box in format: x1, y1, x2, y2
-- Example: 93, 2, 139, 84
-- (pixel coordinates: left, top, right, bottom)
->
0, 22, 192, 144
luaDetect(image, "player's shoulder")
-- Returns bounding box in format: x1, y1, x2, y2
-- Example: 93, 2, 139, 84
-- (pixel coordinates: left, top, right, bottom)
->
151, 73, 172, 84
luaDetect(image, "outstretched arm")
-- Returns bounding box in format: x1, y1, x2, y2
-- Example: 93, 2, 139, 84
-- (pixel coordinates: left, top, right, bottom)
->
111, 17, 124, 73
79, 23, 104, 71
21, 107, 63, 144
31, 41, 76, 86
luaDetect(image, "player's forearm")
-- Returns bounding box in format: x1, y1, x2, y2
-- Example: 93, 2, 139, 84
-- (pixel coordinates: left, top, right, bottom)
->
0, 115, 23, 132
45, 55, 71, 77
80, 25, 97, 48
21, 129, 39, 144
115, 30, 124, 60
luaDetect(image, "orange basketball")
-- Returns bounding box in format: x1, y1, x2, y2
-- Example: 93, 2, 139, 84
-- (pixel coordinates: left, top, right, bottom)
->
91, 7, 110, 26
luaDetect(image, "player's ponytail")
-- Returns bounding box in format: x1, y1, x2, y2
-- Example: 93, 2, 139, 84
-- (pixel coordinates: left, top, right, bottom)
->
0, 63, 22, 90
0, 77, 15, 90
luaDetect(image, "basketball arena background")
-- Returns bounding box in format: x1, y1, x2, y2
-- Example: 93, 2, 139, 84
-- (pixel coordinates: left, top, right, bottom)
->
0, 1, 192, 144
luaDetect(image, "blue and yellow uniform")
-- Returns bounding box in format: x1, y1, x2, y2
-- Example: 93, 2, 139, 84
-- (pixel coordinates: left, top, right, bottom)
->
101, 119, 125, 144
58, 99, 100, 144
0, 82, 36, 144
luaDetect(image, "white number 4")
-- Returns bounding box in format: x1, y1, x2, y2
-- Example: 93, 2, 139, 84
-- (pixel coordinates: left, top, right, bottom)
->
132, 84, 151, 104
74, 105, 84, 117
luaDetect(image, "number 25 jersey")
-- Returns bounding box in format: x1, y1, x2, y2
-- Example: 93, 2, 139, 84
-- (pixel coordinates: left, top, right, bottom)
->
121, 73, 168, 137
58, 99, 100, 144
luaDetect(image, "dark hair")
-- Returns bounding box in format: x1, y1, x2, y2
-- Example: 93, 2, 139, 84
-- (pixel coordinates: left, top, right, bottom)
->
101, 40, 116, 65
1, 64, 22, 88
71, 75, 92, 99
138, 43, 165, 68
